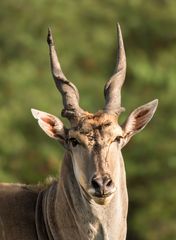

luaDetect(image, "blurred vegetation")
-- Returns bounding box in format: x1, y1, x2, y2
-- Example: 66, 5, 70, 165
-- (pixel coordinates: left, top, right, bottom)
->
0, 0, 175, 239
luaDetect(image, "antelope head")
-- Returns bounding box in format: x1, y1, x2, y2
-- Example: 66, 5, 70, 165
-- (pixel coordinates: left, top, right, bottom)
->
32, 25, 158, 205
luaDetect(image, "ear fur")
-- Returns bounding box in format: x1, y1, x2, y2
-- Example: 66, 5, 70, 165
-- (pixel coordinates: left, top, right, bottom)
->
122, 99, 158, 142
31, 109, 65, 143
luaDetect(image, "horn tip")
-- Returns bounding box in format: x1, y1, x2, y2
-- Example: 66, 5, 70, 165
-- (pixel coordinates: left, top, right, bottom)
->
116, 22, 121, 29
116, 22, 123, 40
47, 27, 54, 46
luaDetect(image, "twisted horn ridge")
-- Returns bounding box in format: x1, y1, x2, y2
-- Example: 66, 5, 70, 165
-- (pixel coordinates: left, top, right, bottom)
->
104, 23, 126, 115
47, 28, 84, 120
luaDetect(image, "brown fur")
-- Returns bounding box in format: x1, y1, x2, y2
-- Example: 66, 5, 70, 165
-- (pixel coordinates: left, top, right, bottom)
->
0, 184, 38, 240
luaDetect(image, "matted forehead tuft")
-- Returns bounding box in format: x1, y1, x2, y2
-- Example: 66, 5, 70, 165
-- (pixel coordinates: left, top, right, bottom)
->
74, 112, 118, 131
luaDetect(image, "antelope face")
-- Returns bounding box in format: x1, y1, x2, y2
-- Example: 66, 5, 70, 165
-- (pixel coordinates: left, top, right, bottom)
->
67, 112, 123, 205
31, 24, 158, 205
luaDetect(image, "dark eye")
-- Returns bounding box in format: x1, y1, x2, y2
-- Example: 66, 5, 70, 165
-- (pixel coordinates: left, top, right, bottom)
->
115, 136, 122, 143
69, 138, 79, 147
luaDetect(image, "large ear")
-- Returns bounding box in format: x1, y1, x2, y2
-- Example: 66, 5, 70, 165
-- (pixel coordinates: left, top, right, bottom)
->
122, 99, 158, 144
31, 109, 66, 143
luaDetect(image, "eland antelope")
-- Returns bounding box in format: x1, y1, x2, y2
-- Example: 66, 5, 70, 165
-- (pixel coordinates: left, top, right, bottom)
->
0, 24, 158, 240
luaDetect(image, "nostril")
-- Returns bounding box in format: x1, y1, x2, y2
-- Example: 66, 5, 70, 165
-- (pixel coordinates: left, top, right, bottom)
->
91, 175, 114, 197
91, 179, 101, 190
91, 176, 114, 193
106, 179, 113, 187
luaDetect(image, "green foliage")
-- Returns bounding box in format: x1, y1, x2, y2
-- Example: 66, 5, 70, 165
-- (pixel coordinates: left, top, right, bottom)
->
0, 0, 175, 239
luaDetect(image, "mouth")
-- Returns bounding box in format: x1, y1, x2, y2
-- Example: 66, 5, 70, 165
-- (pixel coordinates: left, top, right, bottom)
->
88, 188, 116, 205
93, 192, 113, 198
80, 185, 116, 205
91, 194, 114, 205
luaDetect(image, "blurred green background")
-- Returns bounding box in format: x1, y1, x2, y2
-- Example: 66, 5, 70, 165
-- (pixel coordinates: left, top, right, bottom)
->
0, 0, 175, 239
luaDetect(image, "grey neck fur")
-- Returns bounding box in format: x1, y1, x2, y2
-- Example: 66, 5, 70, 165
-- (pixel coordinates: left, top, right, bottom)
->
37, 152, 128, 240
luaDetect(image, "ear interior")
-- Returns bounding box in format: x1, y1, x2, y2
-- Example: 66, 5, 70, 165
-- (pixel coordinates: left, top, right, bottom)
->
31, 108, 65, 141
123, 99, 158, 139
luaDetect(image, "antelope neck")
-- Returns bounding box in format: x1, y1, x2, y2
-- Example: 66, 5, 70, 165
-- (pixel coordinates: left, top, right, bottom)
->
36, 152, 128, 240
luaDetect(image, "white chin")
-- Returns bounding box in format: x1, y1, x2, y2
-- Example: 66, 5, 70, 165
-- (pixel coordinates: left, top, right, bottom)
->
93, 195, 113, 205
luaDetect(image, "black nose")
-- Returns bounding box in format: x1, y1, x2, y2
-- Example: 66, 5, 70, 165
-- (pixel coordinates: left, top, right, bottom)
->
91, 174, 114, 197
